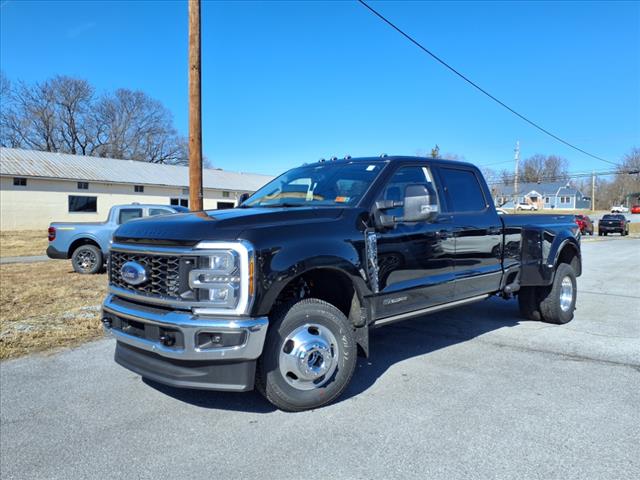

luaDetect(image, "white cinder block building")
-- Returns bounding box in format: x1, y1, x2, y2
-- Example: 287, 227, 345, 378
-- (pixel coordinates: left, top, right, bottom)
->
0, 148, 273, 230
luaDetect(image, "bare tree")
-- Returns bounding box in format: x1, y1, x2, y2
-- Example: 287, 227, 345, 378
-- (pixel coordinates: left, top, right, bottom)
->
521, 154, 569, 183
0, 74, 187, 164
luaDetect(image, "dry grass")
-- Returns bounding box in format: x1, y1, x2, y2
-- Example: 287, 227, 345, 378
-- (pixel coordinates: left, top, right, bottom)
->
0, 230, 49, 257
0, 261, 107, 359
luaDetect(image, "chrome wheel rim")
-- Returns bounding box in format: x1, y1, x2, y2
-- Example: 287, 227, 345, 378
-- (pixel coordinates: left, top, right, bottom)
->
559, 276, 573, 312
77, 250, 97, 271
279, 324, 339, 391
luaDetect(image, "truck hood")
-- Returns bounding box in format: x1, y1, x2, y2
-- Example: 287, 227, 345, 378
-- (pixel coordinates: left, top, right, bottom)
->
113, 207, 345, 245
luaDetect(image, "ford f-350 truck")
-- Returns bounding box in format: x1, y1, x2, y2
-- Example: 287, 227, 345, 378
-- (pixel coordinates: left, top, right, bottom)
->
102, 156, 581, 411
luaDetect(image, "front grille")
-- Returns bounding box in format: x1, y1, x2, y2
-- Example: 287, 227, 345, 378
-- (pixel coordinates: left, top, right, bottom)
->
110, 251, 196, 301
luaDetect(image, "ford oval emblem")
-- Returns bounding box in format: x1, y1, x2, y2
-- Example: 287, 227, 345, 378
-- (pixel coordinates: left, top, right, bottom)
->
120, 261, 148, 286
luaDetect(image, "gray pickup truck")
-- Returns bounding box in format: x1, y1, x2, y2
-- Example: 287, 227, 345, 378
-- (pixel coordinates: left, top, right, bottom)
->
47, 204, 188, 274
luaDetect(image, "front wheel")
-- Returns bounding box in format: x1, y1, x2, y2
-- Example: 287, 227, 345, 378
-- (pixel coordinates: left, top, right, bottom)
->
71, 244, 103, 274
256, 298, 357, 412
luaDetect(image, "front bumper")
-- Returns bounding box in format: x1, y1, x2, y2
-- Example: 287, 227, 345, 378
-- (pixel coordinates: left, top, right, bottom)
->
102, 294, 269, 391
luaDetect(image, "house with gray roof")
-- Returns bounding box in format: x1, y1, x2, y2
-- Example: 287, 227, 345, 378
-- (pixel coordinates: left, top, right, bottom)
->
491, 181, 591, 210
0, 148, 274, 229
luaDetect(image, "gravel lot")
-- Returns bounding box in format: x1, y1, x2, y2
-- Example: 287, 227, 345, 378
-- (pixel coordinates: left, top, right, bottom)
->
1, 238, 639, 480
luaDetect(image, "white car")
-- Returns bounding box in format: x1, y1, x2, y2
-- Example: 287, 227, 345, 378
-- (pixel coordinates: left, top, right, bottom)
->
516, 203, 537, 211
611, 205, 629, 213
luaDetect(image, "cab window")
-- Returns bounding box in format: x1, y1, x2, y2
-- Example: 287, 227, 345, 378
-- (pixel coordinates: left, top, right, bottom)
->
439, 167, 487, 213
377, 166, 439, 219
148, 208, 173, 217
118, 208, 143, 224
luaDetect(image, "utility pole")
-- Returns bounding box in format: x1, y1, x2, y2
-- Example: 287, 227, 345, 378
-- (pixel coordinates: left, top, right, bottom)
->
591, 171, 596, 211
188, 0, 203, 211
513, 140, 520, 205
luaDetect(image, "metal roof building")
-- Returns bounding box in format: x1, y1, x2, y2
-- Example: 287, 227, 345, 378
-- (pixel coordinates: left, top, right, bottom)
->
0, 148, 274, 230
0, 148, 272, 192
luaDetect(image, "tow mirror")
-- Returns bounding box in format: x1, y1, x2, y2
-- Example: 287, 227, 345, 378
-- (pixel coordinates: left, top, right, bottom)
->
400, 184, 438, 222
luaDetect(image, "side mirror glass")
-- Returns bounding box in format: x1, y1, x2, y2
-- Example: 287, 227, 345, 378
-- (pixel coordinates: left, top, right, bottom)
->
237, 193, 250, 206
400, 184, 438, 222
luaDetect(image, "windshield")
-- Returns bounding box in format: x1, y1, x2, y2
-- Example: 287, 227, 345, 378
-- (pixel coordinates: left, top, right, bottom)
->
243, 161, 385, 208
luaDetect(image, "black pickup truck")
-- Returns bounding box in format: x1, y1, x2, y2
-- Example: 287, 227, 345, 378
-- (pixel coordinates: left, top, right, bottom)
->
102, 156, 581, 411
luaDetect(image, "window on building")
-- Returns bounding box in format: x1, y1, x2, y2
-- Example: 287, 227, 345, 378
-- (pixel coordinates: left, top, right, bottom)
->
134, 185, 144, 193
217, 201, 235, 210
68, 195, 97, 213
439, 167, 486, 212
77, 182, 89, 190
13, 177, 27, 186
170, 198, 189, 208
560, 196, 570, 204
118, 208, 143, 224
545, 197, 550, 204
222, 191, 230, 198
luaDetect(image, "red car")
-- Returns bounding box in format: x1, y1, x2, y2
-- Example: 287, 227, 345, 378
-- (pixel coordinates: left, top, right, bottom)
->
631, 205, 640, 214
574, 214, 594, 235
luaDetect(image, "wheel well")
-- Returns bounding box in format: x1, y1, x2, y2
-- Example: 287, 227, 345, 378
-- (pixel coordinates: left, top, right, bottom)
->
557, 243, 581, 276
68, 238, 101, 259
273, 268, 364, 325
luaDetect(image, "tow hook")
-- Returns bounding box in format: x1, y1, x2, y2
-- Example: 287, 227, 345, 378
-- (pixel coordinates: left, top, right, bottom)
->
159, 334, 176, 347
101, 317, 112, 328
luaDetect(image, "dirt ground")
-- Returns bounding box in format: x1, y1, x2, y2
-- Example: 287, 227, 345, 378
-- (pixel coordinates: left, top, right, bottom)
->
0, 230, 49, 257
0, 261, 107, 359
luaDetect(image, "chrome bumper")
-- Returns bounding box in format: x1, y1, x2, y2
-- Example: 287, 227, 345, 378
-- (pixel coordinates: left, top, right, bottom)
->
102, 294, 268, 361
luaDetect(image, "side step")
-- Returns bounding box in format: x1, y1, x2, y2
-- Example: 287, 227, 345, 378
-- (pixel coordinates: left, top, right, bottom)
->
374, 294, 490, 328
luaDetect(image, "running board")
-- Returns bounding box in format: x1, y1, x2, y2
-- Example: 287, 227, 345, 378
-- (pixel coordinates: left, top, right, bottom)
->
374, 294, 490, 328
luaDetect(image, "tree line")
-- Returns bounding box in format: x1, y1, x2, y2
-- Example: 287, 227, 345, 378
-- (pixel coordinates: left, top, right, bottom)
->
0, 73, 188, 165
419, 144, 639, 209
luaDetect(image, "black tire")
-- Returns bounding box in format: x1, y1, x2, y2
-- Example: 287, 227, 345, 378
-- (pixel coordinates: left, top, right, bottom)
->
518, 286, 542, 321
71, 244, 103, 274
256, 298, 357, 412
598, 231, 603, 236
538, 263, 577, 324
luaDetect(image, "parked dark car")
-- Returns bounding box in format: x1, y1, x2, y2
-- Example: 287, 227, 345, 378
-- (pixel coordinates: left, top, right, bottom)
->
598, 214, 630, 236
102, 156, 581, 411
574, 214, 594, 235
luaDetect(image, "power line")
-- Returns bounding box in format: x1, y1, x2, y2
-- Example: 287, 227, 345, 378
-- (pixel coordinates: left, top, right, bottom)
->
356, 0, 619, 167
485, 168, 637, 186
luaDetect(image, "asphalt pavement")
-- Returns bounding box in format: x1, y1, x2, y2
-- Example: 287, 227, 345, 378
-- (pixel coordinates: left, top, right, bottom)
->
0, 255, 52, 265
1, 238, 639, 480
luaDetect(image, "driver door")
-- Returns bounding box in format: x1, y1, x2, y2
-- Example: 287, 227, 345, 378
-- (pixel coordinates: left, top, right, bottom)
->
373, 165, 456, 320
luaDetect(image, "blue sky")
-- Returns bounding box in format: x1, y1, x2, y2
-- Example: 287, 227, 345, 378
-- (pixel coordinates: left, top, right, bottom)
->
1, 0, 638, 176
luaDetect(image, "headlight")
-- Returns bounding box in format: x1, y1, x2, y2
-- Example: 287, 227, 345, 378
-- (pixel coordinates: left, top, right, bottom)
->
189, 242, 255, 315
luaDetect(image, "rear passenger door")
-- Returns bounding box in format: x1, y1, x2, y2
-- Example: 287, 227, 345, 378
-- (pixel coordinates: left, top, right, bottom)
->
436, 166, 503, 299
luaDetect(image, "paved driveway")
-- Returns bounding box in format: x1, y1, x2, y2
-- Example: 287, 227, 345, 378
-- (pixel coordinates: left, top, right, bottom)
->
1, 239, 639, 480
